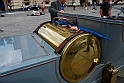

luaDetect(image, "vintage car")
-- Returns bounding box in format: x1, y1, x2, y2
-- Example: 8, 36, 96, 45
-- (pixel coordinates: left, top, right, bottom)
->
0, 12, 124, 83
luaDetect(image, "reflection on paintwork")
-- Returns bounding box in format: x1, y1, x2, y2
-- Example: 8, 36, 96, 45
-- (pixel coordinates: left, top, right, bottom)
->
0, 34, 48, 68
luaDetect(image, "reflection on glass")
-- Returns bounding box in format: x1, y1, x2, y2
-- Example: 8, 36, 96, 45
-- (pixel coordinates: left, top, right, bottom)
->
0, 37, 22, 67
60, 34, 101, 82
0, 34, 48, 68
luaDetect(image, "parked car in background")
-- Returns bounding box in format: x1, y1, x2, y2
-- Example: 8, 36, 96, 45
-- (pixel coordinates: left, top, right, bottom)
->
26, 4, 41, 10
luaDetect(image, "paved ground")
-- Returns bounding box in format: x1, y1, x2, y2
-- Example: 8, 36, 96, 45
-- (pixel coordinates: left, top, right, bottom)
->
0, 5, 124, 38
0, 5, 124, 83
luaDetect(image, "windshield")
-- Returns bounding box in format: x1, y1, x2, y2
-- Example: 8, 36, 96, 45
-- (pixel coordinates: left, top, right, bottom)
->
0, 34, 49, 68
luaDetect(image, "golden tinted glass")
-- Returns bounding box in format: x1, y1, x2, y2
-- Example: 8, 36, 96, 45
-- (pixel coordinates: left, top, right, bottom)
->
60, 34, 101, 82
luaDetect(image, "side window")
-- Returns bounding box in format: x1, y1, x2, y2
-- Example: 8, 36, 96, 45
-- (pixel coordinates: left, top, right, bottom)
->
25, 3, 29, 5
45, 1, 49, 4
8, 0, 10, 3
